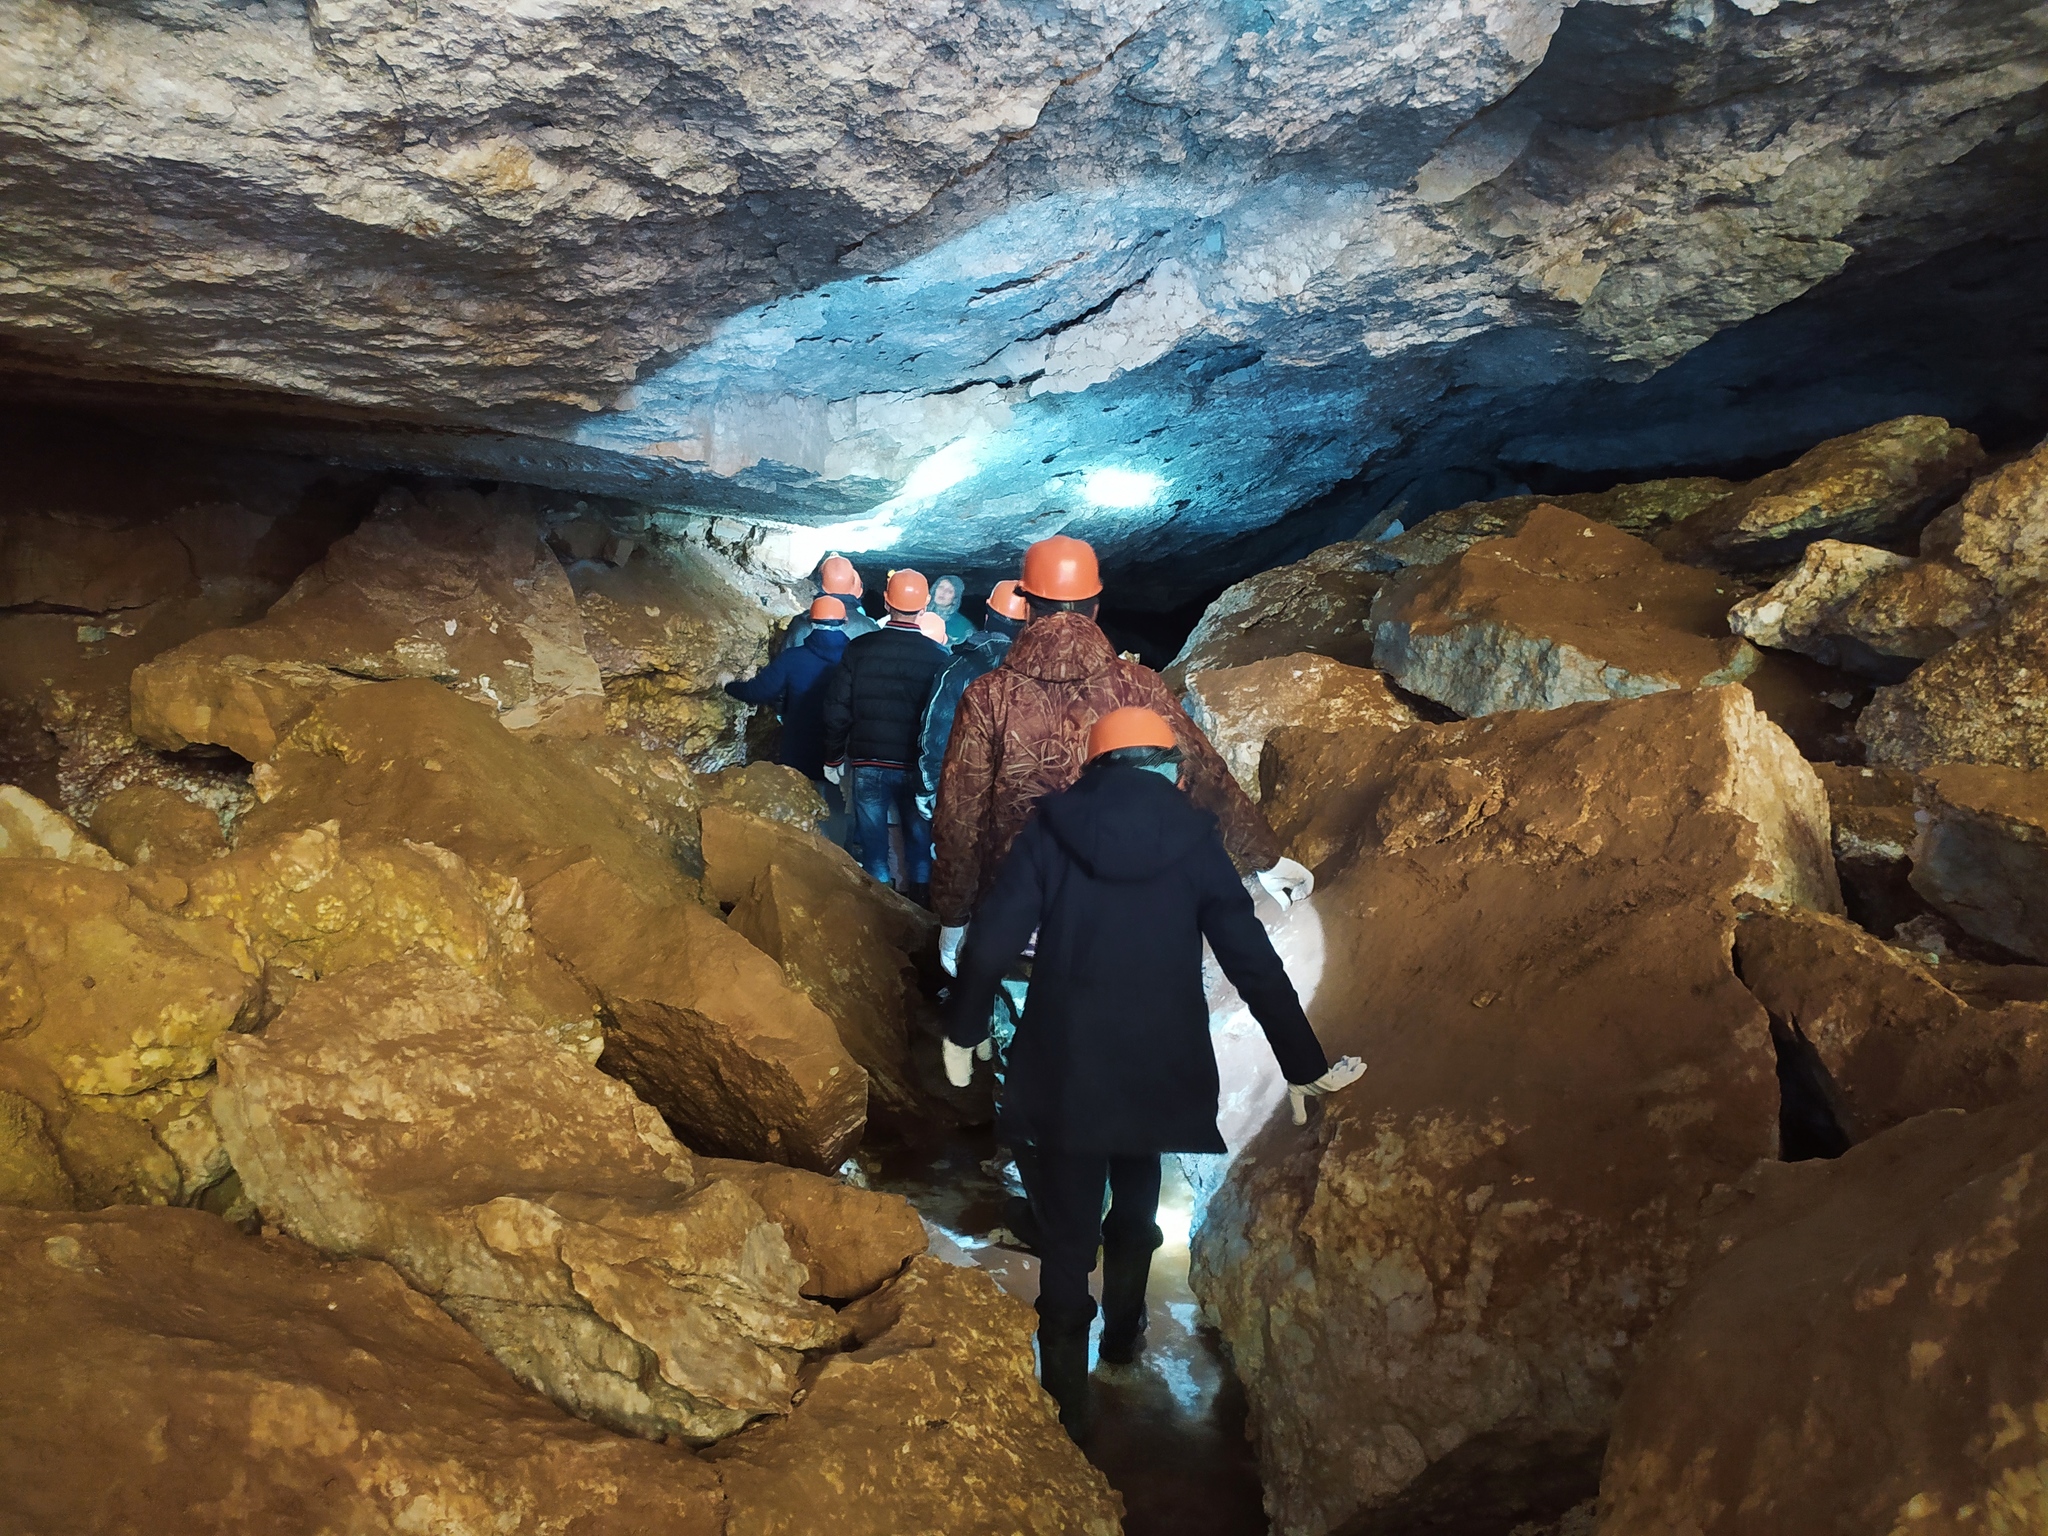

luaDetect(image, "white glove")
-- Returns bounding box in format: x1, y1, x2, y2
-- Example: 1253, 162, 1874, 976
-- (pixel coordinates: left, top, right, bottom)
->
942, 1036, 994, 1088
1257, 857, 1315, 910
939, 925, 967, 976
822, 763, 844, 786
1288, 1054, 1365, 1125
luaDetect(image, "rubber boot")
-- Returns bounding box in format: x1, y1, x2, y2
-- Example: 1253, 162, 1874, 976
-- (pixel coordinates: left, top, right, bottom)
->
1036, 1312, 1095, 1441
1096, 1223, 1162, 1365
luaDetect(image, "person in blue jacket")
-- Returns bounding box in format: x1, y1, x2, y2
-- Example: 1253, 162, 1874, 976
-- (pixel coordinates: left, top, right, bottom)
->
914, 579, 1030, 821
726, 597, 854, 833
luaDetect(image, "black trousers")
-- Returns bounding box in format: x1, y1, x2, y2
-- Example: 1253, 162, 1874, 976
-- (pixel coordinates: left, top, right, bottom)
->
1024, 1148, 1162, 1326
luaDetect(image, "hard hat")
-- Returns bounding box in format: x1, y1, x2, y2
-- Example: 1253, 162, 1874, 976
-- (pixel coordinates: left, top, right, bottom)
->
916, 612, 949, 644
809, 596, 847, 621
885, 569, 929, 612
1019, 535, 1102, 601
986, 579, 1030, 622
1087, 706, 1177, 761
819, 555, 862, 596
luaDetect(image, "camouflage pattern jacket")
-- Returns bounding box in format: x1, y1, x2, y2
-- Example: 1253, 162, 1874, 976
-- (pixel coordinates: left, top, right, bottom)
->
930, 613, 1281, 926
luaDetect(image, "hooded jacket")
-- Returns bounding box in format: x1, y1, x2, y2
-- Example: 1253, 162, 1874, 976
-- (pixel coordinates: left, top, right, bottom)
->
784, 605, 878, 649
930, 612, 1282, 926
822, 619, 954, 768
929, 574, 975, 645
915, 626, 1014, 814
944, 764, 1327, 1154
724, 624, 848, 778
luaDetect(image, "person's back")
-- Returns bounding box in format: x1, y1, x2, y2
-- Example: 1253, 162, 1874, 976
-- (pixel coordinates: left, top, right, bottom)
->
724, 612, 849, 779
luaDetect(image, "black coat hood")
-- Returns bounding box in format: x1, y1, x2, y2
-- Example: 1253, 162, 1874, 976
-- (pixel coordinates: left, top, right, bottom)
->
1035, 764, 1217, 884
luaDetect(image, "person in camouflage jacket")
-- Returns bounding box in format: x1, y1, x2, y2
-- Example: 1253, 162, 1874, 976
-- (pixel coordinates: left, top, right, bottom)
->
930, 610, 1281, 928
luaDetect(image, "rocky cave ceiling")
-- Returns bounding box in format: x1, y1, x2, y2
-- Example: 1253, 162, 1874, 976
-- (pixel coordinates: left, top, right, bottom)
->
3, 0, 2047, 605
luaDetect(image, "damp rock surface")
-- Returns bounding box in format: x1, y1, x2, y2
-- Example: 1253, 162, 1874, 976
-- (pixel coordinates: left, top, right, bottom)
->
1908, 764, 2048, 963
1182, 654, 1417, 801
1859, 585, 2048, 770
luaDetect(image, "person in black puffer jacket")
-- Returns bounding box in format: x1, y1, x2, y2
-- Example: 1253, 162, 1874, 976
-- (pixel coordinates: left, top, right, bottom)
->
822, 569, 952, 900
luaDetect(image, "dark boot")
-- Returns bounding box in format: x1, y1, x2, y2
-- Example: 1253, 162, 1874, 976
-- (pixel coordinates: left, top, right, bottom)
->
1036, 1312, 1095, 1441
903, 880, 932, 908
1096, 1223, 1162, 1365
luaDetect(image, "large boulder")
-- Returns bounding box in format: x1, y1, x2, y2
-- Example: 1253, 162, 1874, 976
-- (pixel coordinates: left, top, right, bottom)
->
1726, 539, 1937, 675
1182, 654, 1417, 800
0, 782, 122, 869
1859, 585, 2048, 770
1732, 903, 2048, 1136
88, 783, 227, 867
133, 487, 604, 763
1372, 505, 1759, 717
1192, 685, 1839, 1536
1916, 432, 2048, 601
211, 955, 861, 1444
1907, 763, 2048, 962
0, 1205, 728, 1535
1361, 478, 1736, 575
699, 1159, 927, 1301
1165, 542, 1383, 687
1594, 1097, 2048, 1536
1656, 416, 1984, 570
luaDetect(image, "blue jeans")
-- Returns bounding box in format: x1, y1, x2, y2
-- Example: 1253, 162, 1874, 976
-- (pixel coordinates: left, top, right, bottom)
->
851, 765, 931, 886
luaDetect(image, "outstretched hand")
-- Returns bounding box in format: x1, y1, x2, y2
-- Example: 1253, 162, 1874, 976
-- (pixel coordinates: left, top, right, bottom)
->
1288, 1054, 1365, 1125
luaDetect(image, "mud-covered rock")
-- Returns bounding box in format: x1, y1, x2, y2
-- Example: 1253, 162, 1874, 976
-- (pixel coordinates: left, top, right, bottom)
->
87, 783, 226, 867
1917, 433, 2048, 600
1859, 585, 2048, 770
700, 1159, 926, 1301
212, 955, 851, 1444
1165, 543, 1384, 687
1811, 763, 1927, 937
1726, 539, 1942, 676
1595, 1097, 2048, 1536
133, 488, 604, 762
1363, 478, 1736, 576
1908, 764, 2048, 963
702, 761, 831, 831
0, 783, 122, 869
1373, 505, 1758, 717
705, 1255, 1124, 1536
1195, 686, 1837, 1535
1183, 654, 1416, 800
0, 1204, 728, 1533
1657, 416, 1984, 570
0, 1088, 76, 1209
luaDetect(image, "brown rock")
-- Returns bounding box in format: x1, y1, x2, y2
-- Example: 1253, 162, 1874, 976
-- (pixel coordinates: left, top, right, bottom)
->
529, 858, 868, 1171
0, 1204, 727, 1533
1595, 1097, 2048, 1536
1182, 653, 1417, 800
1811, 762, 1927, 935
548, 732, 711, 873
132, 487, 604, 762
1917, 431, 2048, 599
0, 783, 122, 869
709, 803, 933, 1115
1364, 478, 1737, 577
1372, 505, 1759, 717
1859, 585, 2048, 769
706, 1255, 1124, 1536
1833, 556, 1996, 661
702, 760, 831, 831
0, 1088, 76, 1209
0, 510, 194, 611
1733, 903, 2048, 1135
1165, 541, 1384, 687
1909, 763, 2048, 962
212, 955, 852, 1444
1657, 415, 1985, 570
700, 1159, 927, 1300
1194, 686, 1838, 1534
88, 783, 226, 866
1724, 538, 1963, 675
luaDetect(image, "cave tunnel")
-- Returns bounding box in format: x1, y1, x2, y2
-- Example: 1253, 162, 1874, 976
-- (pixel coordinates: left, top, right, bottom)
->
4, 0, 2048, 1531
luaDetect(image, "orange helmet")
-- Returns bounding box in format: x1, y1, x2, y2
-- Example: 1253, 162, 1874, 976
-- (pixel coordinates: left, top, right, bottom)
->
916, 612, 949, 644
808, 596, 847, 621
1019, 535, 1102, 601
1087, 706, 1177, 760
818, 555, 862, 597
884, 569, 929, 612
986, 579, 1030, 622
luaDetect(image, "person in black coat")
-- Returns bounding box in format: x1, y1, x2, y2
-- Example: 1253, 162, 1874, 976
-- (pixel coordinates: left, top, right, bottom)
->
822, 569, 953, 900
943, 706, 1363, 1438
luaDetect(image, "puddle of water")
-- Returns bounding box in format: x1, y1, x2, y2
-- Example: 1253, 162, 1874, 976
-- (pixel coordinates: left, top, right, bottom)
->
862, 1129, 1269, 1536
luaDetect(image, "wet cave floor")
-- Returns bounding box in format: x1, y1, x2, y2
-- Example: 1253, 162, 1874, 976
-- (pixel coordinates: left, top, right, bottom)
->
857, 1128, 1269, 1536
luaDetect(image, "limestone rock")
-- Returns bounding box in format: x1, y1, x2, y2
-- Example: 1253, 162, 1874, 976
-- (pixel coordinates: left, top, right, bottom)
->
1657, 416, 1985, 570
1372, 505, 1759, 717
0, 511, 194, 612
0, 1087, 75, 1209
1726, 540, 1918, 673
0, 1204, 727, 1534
529, 858, 868, 1171
1859, 586, 2048, 770
700, 1159, 927, 1301
133, 487, 604, 762
702, 762, 831, 832
710, 803, 933, 1116
1165, 544, 1384, 687
1908, 764, 2048, 962
1363, 478, 1736, 575
1811, 762, 1927, 937
1182, 654, 1417, 800
88, 783, 225, 867
0, 783, 122, 869
1595, 1098, 2048, 1536
212, 955, 852, 1444
1194, 686, 1837, 1534
547, 733, 711, 874
705, 1255, 1124, 1536
1733, 903, 2048, 1136
1917, 432, 2048, 600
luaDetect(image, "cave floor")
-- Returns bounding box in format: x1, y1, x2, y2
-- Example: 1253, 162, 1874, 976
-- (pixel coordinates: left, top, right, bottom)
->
860, 1129, 1269, 1536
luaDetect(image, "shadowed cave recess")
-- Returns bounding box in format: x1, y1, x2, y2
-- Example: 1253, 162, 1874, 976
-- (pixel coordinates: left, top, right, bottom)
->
3, 0, 2048, 1532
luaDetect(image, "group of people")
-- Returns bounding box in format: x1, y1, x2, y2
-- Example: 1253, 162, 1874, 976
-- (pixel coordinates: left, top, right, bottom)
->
725, 536, 1362, 1439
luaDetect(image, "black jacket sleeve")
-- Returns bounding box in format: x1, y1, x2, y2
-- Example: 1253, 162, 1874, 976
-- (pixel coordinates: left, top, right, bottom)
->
1195, 835, 1329, 1085
943, 818, 1047, 1047
820, 654, 854, 763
